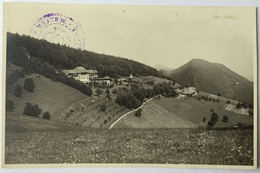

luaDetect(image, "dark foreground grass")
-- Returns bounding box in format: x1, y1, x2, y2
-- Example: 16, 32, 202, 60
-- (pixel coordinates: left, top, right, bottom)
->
5, 128, 253, 165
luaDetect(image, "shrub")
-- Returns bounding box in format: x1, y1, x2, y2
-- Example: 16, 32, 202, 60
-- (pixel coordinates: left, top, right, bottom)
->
43, 111, 51, 120
226, 100, 230, 104
112, 89, 118, 94
105, 88, 110, 95
100, 104, 107, 112
248, 110, 253, 117
104, 119, 107, 125
135, 108, 142, 117
13, 84, 22, 97
23, 103, 41, 117
24, 78, 35, 92
210, 108, 214, 112
222, 115, 228, 123
6, 99, 15, 112
202, 117, 206, 122
95, 88, 103, 96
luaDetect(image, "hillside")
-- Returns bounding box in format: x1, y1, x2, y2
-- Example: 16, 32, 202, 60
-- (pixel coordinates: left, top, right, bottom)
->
7, 32, 161, 78
113, 97, 253, 129
170, 59, 253, 104
6, 74, 89, 120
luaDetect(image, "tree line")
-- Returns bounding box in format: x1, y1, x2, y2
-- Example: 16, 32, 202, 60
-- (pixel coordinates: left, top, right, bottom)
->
7, 32, 163, 78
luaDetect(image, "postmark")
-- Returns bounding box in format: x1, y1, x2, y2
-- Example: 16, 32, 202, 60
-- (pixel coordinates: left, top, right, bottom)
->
31, 13, 85, 49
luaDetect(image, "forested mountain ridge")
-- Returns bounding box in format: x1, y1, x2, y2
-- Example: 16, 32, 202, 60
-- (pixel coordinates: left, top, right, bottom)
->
7, 32, 161, 78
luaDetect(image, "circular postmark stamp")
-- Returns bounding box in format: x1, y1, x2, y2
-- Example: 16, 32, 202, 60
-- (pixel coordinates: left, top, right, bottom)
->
31, 13, 85, 49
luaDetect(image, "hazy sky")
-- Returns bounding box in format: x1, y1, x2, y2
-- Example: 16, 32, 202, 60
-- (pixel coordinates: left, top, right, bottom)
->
4, 3, 256, 80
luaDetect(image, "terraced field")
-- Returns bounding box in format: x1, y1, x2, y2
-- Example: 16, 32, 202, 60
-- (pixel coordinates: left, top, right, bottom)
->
58, 97, 129, 128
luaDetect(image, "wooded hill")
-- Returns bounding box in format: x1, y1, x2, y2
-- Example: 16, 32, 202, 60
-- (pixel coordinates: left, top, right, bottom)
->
7, 32, 161, 78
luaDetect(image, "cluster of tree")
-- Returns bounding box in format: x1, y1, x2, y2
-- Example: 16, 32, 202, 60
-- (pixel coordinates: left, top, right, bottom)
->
7, 32, 164, 78
23, 103, 42, 117
116, 82, 177, 109
116, 92, 142, 109
153, 83, 177, 97
236, 102, 253, 109
197, 95, 219, 102
6, 99, 15, 112
207, 112, 218, 129
24, 78, 35, 92
6, 69, 25, 93
23, 103, 51, 120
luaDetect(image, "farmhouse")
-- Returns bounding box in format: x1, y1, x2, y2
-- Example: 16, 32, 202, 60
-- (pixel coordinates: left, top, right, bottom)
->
182, 87, 197, 95
63, 66, 98, 84
95, 76, 112, 86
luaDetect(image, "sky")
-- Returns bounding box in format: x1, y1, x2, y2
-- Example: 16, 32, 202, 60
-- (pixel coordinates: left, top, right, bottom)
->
3, 3, 257, 81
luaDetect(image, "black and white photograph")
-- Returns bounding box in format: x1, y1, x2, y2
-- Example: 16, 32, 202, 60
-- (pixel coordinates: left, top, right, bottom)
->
1, 2, 257, 169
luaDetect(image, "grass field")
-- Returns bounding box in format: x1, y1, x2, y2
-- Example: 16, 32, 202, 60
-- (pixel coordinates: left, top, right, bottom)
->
7, 74, 88, 120
113, 96, 253, 129
5, 127, 253, 165
7, 74, 130, 128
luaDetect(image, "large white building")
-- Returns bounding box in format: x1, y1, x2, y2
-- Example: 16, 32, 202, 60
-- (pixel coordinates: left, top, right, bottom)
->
63, 66, 98, 84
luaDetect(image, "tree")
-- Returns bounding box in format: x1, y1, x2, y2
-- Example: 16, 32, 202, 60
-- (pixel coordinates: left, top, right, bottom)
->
100, 104, 107, 112
95, 88, 103, 96
23, 103, 41, 117
43, 112, 51, 120
222, 115, 228, 123
24, 78, 35, 92
105, 88, 110, 95
135, 108, 142, 117
116, 92, 141, 109
112, 88, 118, 94
13, 84, 22, 97
6, 99, 15, 112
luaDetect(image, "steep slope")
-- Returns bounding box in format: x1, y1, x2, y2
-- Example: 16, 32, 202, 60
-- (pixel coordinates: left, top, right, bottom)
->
7, 32, 160, 78
170, 59, 253, 103
6, 74, 89, 120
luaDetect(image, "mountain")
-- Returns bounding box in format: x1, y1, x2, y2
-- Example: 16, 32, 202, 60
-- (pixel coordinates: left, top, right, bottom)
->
154, 64, 172, 71
170, 59, 253, 104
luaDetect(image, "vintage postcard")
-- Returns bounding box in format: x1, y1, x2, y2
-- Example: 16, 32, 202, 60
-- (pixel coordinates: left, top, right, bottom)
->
1, 3, 257, 169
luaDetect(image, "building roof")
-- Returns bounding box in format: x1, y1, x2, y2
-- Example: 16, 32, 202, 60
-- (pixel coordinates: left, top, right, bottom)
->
183, 87, 197, 95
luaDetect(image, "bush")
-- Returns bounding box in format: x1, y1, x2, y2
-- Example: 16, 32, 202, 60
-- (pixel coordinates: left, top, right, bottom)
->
6, 99, 15, 112
24, 78, 35, 92
23, 103, 41, 117
226, 100, 230, 104
202, 117, 206, 122
13, 84, 22, 97
135, 108, 142, 117
222, 115, 228, 123
95, 88, 103, 96
112, 89, 118, 94
105, 88, 110, 95
43, 111, 51, 120
100, 104, 107, 112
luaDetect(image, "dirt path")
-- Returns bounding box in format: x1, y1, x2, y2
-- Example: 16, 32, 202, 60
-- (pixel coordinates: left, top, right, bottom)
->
108, 98, 154, 129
